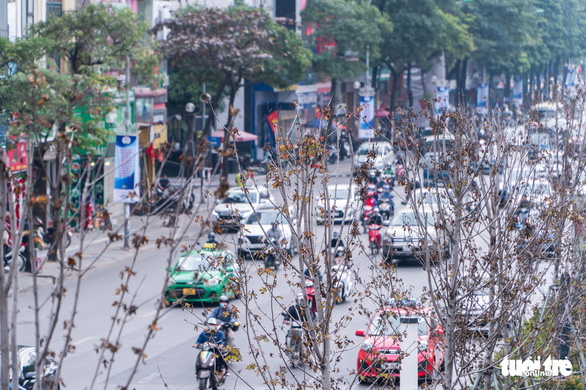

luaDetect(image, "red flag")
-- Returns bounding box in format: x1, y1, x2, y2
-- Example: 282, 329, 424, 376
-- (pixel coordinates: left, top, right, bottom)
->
267, 111, 279, 134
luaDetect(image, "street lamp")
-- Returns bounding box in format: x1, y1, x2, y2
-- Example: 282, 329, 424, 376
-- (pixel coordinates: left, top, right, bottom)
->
185, 102, 196, 179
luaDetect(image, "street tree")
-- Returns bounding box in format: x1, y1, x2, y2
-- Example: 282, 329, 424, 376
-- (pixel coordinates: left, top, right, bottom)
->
302, 0, 390, 134
0, 5, 157, 389
155, 5, 311, 184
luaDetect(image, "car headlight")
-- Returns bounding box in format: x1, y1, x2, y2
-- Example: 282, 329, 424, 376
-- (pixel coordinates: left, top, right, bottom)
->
205, 277, 219, 286
418, 340, 428, 351
361, 341, 374, 353
167, 277, 176, 286
212, 211, 219, 220
383, 232, 392, 242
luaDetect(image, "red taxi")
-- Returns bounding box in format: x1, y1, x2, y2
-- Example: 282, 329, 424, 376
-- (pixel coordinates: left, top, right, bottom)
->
355, 301, 444, 383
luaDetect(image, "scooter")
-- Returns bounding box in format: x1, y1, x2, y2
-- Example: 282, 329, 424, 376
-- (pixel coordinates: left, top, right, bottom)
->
195, 342, 227, 390
263, 238, 282, 270
281, 312, 306, 368
332, 263, 354, 304
368, 224, 382, 255
3, 245, 27, 272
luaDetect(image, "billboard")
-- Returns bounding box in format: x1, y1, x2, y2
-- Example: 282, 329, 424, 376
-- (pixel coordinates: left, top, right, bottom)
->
358, 93, 375, 139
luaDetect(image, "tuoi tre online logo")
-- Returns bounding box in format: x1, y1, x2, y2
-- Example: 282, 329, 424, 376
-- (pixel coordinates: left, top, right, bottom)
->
501, 355, 572, 377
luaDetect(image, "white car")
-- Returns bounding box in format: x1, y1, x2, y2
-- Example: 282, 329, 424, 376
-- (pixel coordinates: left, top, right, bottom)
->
352, 141, 394, 173
212, 187, 275, 231
382, 207, 450, 264
237, 209, 297, 259
315, 184, 360, 224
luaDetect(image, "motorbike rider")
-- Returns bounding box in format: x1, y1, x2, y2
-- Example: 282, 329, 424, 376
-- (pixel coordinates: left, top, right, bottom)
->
365, 192, 377, 209
209, 295, 236, 328
267, 221, 283, 244
330, 231, 345, 250
368, 209, 384, 226
194, 317, 229, 376
286, 293, 310, 323
207, 232, 219, 245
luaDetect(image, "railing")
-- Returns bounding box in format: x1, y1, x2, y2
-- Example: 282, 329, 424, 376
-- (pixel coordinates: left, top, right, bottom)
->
46, 2, 62, 19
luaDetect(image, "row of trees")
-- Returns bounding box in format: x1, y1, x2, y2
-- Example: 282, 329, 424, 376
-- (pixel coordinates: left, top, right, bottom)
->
165, 0, 586, 118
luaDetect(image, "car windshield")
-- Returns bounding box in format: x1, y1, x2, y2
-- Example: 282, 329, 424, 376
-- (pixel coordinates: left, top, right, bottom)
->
357, 144, 385, 156
222, 192, 257, 204
176, 253, 218, 272
329, 188, 349, 200
249, 211, 288, 225
412, 192, 442, 206
529, 133, 552, 148
369, 314, 427, 336
536, 109, 556, 121
392, 212, 435, 226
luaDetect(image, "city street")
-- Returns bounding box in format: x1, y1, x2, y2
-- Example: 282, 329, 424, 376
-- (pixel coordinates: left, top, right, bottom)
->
12, 158, 558, 389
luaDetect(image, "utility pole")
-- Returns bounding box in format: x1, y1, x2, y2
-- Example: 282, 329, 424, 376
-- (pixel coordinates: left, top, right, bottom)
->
123, 59, 131, 250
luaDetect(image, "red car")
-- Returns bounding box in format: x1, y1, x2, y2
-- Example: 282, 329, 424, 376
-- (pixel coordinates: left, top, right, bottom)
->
355, 302, 445, 383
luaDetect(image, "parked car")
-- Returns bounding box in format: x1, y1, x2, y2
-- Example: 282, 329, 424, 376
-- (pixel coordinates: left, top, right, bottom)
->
353, 141, 394, 174
355, 302, 444, 383
382, 207, 450, 265
212, 187, 275, 232
315, 184, 360, 224
164, 244, 240, 306
0, 346, 58, 389
237, 209, 297, 259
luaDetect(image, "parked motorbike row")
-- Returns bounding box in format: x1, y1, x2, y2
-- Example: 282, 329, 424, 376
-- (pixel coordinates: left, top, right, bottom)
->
3, 217, 72, 272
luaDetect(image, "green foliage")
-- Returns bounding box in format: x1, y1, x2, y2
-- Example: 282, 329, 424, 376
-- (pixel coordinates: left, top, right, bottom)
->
302, 0, 390, 80
157, 5, 311, 114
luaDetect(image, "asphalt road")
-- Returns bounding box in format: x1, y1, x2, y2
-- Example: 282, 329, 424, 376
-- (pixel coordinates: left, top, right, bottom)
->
12, 160, 556, 389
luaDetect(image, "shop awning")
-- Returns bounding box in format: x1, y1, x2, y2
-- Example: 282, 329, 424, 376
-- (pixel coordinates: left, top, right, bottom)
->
210, 129, 258, 142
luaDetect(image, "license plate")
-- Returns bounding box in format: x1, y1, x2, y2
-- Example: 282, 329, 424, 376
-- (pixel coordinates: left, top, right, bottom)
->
183, 288, 196, 295
381, 362, 399, 370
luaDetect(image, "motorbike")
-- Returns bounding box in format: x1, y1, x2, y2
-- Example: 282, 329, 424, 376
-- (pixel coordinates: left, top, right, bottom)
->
377, 194, 394, 220
3, 245, 27, 272
361, 205, 375, 233
327, 144, 338, 164
263, 238, 282, 270
332, 263, 354, 304
194, 342, 227, 390
281, 312, 306, 368
367, 224, 383, 255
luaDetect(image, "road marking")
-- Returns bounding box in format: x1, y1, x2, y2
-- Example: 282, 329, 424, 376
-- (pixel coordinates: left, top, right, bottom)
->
75, 336, 94, 345
137, 373, 158, 384
142, 310, 157, 318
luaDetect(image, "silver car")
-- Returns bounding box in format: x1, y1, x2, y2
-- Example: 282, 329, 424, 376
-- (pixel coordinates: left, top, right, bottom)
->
237, 209, 297, 259
212, 187, 275, 232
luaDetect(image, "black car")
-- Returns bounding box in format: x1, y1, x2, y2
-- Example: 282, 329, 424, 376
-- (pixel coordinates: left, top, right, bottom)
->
0, 346, 58, 389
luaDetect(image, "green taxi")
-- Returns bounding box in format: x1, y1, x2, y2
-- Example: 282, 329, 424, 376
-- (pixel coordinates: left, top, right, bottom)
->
164, 243, 241, 306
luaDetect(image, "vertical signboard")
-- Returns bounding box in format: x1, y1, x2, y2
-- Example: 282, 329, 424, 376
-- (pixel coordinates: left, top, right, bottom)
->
477, 83, 489, 114
435, 86, 449, 115
114, 135, 140, 203
513, 77, 523, 107
359, 93, 375, 139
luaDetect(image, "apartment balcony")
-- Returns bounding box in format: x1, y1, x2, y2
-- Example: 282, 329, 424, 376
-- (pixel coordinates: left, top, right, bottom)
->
47, 2, 62, 19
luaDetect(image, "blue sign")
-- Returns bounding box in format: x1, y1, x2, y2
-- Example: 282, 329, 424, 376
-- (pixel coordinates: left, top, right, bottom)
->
208, 136, 222, 146
114, 135, 140, 203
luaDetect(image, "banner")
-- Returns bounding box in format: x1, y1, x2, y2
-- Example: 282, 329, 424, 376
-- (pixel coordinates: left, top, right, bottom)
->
114, 135, 140, 203
513, 77, 523, 107
358, 93, 375, 139
435, 87, 449, 115
7, 140, 27, 172
267, 111, 279, 134
477, 83, 489, 114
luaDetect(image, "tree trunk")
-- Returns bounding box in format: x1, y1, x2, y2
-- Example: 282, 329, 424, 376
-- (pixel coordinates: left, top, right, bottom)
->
388, 65, 400, 111
460, 58, 468, 107
0, 151, 9, 390
220, 81, 240, 186
504, 73, 511, 105
407, 63, 413, 109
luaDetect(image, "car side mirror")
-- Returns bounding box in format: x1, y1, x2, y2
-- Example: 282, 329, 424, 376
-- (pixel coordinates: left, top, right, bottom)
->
355, 329, 365, 337
383, 220, 390, 226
